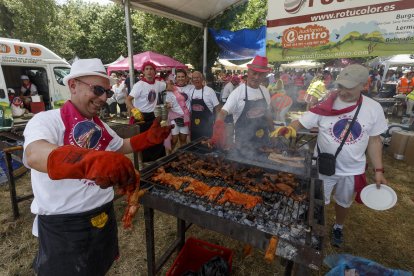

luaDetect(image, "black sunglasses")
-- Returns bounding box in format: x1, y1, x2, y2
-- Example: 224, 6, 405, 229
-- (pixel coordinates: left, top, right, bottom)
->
75, 78, 114, 97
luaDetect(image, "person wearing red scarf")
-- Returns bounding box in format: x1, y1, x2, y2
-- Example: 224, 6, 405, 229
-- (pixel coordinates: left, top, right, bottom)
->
271, 64, 388, 248
23, 58, 172, 275
125, 61, 174, 162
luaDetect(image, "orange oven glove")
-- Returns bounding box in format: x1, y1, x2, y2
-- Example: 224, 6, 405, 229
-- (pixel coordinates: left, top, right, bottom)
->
47, 145, 136, 191
130, 117, 173, 152
210, 119, 226, 148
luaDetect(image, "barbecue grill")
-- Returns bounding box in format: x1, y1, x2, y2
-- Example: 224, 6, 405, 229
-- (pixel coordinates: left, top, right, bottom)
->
139, 139, 325, 275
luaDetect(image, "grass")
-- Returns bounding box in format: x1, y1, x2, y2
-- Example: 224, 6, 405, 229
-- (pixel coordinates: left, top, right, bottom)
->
0, 149, 413, 275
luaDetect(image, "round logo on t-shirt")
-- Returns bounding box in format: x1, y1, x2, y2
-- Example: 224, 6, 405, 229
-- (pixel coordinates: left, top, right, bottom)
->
180, 92, 188, 101
147, 90, 156, 103
332, 118, 362, 144
73, 120, 102, 149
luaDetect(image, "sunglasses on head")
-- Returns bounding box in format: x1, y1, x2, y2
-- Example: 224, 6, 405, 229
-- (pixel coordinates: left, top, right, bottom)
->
75, 78, 114, 97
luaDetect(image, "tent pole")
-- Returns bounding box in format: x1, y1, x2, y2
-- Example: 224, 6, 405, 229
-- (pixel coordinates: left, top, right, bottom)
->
124, 0, 135, 87
203, 25, 207, 77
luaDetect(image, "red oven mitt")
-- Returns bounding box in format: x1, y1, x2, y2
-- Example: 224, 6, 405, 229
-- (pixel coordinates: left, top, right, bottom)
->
130, 117, 174, 152
47, 145, 136, 191
210, 119, 226, 149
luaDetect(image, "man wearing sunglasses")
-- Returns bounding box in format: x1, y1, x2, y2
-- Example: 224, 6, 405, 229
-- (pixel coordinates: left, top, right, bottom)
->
270, 64, 388, 248
22, 58, 173, 275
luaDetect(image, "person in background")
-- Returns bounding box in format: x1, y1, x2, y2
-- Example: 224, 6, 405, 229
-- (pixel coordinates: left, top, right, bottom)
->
221, 75, 240, 103
210, 55, 273, 150
271, 64, 387, 248
124, 69, 139, 95
406, 89, 414, 116
397, 70, 410, 94
189, 71, 220, 141
305, 75, 327, 110
111, 76, 128, 117
23, 58, 172, 275
126, 61, 173, 162
269, 79, 292, 124
165, 69, 193, 151
20, 74, 38, 109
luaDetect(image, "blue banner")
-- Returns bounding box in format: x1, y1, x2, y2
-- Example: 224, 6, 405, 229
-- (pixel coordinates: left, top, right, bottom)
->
209, 26, 266, 60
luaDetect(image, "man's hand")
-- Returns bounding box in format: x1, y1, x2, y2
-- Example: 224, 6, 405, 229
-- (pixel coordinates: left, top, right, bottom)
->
147, 117, 174, 144
269, 126, 297, 139
47, 145, 137, 191
209, 119, 226, 149
374, 171, 387, 189
130, 117, 174, 152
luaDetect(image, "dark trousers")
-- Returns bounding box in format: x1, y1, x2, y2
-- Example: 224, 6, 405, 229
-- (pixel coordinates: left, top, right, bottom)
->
34, 201, 118, 276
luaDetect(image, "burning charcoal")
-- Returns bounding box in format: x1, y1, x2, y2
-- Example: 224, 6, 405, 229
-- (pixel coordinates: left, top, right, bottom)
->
218, 211, 223, 217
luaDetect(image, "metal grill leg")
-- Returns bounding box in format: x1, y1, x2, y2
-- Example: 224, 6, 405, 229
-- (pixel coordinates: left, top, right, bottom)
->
144, 207, 155, 276
5, 151, 19, 219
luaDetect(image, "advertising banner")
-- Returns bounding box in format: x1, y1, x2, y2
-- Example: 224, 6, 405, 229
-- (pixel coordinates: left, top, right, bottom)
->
266, 0, 414, 61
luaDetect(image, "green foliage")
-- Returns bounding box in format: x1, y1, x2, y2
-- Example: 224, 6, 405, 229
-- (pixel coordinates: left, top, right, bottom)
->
0, 0, 267, 69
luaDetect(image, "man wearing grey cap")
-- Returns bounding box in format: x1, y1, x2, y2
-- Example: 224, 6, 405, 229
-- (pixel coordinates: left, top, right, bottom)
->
23, 58, 172, 275
271, 64, 388, 247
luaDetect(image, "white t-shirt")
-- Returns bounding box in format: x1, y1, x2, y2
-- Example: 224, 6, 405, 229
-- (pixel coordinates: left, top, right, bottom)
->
189, 86, 219, 113
177, 84, 194, 110
221, 82, 236, 102
21, 83, 38, 96
112, 83, 127, 104
299, 95, 387, 175
23, 109, 124, 235
129, 80, 166, 113
222, 83, 271, 123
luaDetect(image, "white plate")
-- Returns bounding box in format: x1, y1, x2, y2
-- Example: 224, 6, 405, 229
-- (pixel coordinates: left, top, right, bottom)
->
361, 184, 397, 211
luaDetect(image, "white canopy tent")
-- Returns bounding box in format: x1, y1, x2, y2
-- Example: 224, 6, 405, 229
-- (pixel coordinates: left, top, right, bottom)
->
104, 55, 125, 67
111, 0, 247, 81
280, 60, 324, 70
380, 54, 414, 82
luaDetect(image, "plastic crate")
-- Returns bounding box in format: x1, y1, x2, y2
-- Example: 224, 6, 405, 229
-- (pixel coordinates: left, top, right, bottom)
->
166, 237, 233, 276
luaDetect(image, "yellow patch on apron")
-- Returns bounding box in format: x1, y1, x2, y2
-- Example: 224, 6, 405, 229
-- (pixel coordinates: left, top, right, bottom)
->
194, 118, 201, 125
256, 129, 264, 138
91, 212, 108, 229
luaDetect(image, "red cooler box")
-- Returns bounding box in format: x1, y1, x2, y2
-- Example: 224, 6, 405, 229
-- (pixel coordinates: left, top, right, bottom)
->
167, 237, 233, 276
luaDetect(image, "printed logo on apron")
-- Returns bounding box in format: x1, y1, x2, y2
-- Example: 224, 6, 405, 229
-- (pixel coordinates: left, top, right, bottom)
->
194, 118, 201, 125
192, 104, 205, 112
246, 106, 266, 119
73, 120, 102, 149
147, 90, 156, 103
256, 129, 264, 138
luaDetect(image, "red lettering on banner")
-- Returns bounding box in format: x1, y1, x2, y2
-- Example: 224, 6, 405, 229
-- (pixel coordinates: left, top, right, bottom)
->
282, 25, 330, 48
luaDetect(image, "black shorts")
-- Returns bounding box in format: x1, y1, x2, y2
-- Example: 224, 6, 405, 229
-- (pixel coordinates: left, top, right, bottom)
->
34, 201, 119, 276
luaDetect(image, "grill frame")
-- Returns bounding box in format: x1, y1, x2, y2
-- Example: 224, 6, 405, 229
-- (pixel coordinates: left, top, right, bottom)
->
139, 140, 325, 275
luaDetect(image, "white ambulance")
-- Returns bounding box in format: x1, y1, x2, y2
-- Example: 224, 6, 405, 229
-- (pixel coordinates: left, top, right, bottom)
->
0, 38, 71, 129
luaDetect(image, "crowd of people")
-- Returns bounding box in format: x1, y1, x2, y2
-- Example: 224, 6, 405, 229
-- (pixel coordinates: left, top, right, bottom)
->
22, 56, 392, 275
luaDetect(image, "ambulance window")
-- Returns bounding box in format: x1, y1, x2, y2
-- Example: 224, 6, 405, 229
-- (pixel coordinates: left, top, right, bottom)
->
54, 67, 70, 85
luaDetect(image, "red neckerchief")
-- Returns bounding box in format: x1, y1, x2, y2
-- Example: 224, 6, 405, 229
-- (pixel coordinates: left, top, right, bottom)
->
61, 100, 112, 150
140, 77, 155, 84
309, 91, 363, 116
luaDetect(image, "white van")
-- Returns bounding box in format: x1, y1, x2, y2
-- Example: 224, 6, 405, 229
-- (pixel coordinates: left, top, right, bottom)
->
0, 38, 71, 129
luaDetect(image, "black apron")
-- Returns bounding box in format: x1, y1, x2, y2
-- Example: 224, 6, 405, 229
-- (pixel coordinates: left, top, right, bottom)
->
34, 201, 118, 276
234, 84, 269, 147
190, 87, 214, 140
139, 112, 166, 162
